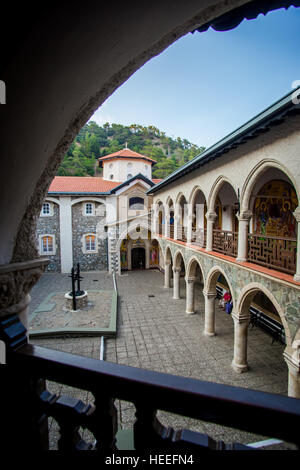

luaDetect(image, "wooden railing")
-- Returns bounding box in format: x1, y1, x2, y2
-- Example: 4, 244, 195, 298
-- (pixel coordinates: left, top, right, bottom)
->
2, 315, 300, 452
213, 230, 238, 257
248, 234, 297, 275
169, 225, 174, 239
191, 228, 207, 248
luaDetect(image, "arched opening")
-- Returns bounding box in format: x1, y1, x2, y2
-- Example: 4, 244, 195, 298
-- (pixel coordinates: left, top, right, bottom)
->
190, 188, 207, 248
246, 169, 298, 275
176, 194, 188, 242
185, 258, 205, 315
167, 199, 175, 239
173, 251, 185, 300
157, 202, 165, 236
204, 267, 234, 338
211, 181, 239, 258
238, 286, 289, 394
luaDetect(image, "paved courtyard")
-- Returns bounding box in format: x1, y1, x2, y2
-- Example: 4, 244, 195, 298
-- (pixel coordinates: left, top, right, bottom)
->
29, 269, 294, 450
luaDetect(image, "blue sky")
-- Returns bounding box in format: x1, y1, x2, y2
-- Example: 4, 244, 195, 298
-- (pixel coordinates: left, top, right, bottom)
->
90, 7, 300, 148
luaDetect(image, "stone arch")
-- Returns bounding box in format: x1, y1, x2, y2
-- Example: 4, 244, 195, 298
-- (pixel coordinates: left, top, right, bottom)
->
173, 249, 185, 271
236, 282, 291, 346
186, 256, 205, 283
241, 159, 300, 213
164, 245, 172, 264
70, 197, 107, 206
207, 176, 238, 212
204, 265, 235, 307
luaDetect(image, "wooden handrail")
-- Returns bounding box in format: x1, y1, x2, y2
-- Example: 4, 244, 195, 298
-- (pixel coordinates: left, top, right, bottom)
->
9, 342, 300, 448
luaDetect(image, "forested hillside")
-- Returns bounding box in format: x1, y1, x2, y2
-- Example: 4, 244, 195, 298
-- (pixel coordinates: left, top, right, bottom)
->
57, 121, 205, 179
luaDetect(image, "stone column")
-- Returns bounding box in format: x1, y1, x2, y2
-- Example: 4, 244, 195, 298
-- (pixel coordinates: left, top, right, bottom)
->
284, 345, 300, 398
293, 207, 300, 282
173, 267, 181, 300
203, 290, 216, 336
164, 261, 171, 288
231, 313, 250, 373
185, 277, 195, 314
205, 211, 217, 252
236, 210, 252, 263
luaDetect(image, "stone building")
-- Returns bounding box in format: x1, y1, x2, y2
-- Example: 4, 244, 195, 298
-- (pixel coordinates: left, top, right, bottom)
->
148, 88, 300, 397
2, 1, 300, 450
36, 147, 162, 274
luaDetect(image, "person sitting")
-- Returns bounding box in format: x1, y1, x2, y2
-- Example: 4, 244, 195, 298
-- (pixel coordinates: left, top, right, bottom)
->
219, 290, 231, 310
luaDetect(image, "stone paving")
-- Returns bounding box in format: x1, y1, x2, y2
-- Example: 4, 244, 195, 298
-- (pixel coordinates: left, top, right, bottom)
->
30, 269, 296, 450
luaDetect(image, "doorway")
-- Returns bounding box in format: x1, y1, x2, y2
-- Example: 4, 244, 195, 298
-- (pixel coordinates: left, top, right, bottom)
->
131, 247, 146, 269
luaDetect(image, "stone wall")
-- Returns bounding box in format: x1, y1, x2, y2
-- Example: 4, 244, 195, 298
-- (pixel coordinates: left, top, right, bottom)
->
72, 202, 108, 271
36, 203, 61, 272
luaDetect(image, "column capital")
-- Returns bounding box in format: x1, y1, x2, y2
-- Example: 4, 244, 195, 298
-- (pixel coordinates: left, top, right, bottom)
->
185, 276, 196, 284
172, 266, 181, 274
284, 343, 300, 371
231, 312, 250, 324
236, 210, 252, 222
205, 211, 217, 222
202, 290, 216, 300
0, 259, 49, 313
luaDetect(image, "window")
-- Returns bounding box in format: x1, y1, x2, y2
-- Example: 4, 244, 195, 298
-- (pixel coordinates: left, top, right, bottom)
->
41, 202, 53, 216
40, 235, 55, 254
85, 234, 96, 252
110, 174, 114, 180
127, 174, 133, 179
85, 202, 94, 215
129, 197, 144, 210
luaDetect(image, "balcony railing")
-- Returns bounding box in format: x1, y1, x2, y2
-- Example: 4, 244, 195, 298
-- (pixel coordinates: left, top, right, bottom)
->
248, 234, 297, 275
2, 315, 300, 452
169, 225, 174, 239
191, 228, 207, 248
213, 230, 238, 257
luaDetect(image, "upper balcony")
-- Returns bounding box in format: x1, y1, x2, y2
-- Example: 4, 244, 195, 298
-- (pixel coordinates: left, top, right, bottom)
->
153, 172, 299, 281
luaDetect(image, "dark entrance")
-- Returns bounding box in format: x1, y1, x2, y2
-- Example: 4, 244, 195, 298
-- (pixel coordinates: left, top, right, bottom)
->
132, 247, 145, 269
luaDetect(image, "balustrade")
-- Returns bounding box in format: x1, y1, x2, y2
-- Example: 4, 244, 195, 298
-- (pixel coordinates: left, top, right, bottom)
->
248, 234, 297, 275
191, 228, 207, 248
2, 315, 300, 451
212, 230, 238, 257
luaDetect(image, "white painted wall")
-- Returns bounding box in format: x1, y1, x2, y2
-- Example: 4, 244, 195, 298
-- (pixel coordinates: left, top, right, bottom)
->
103, 159, 152, 182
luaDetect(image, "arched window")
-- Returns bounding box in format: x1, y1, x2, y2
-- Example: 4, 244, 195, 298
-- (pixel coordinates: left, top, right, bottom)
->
110, 174, 114, 180
85, 234, 96, 252
127, 173, 133, 179
129, 197, 144, 210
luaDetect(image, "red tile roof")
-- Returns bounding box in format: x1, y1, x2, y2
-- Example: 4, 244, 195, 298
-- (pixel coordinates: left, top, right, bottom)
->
48, 176, 121, 193
98, 148, 157, 164
48, 175, 161, 193
152, 179, 163, 184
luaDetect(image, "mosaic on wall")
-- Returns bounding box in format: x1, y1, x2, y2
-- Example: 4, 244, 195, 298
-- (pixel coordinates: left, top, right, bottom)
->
254, 180, 297, 238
